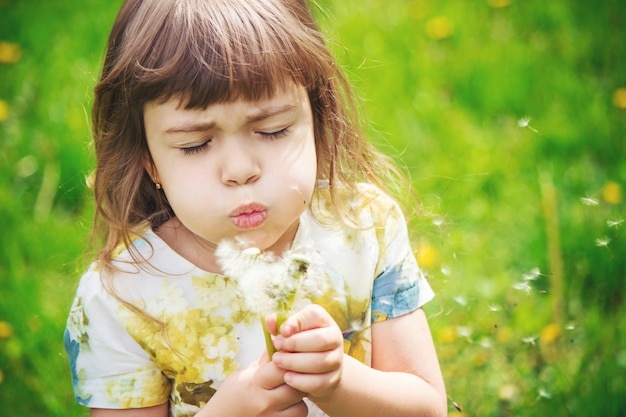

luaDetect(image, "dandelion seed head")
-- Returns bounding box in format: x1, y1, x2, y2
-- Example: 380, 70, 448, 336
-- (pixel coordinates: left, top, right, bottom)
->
216, 240, 329, 317
241, 247, 261, 257
608, 218, 624, 228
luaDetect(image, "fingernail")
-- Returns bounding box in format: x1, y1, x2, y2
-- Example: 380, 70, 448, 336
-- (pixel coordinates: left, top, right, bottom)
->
281, 324, 294, 336
272, 352, 283, 365
273, 337, 284, 350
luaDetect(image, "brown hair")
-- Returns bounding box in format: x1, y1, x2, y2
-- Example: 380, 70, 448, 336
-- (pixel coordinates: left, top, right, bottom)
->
92, 0, 402, 264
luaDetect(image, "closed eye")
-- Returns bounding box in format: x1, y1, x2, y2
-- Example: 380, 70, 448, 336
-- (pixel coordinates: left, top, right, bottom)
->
181, 140, 211, 155
258, 127, 289, 139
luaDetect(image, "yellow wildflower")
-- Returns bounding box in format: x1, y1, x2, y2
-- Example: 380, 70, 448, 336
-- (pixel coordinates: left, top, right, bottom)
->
613, 88, 626, 109
425, 17, 454, 40
415, 243, 439, 269
437, 326, 458, 344
0, 100, 8, 122
0, 321, 13, 339
539, 323, 561, 345
602, 181, 622, 204
0, 41, 22, 64
488, 0, 512, 8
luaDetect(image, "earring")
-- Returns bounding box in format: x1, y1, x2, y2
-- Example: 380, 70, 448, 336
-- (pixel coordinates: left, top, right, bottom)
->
155, 182, 162, 190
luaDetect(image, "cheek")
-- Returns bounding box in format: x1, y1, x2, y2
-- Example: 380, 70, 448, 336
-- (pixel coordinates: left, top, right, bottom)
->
288, 133, 317, 185
160, 169, 211, 212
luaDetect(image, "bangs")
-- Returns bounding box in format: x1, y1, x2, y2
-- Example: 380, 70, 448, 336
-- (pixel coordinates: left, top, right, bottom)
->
114, 0, 329, 108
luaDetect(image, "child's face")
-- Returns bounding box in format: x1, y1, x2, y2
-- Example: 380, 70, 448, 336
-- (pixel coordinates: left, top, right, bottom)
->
144, 83, 317, 256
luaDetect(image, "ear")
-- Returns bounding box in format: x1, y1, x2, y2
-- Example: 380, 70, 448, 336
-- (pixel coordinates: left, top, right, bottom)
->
144, 153, 160, 185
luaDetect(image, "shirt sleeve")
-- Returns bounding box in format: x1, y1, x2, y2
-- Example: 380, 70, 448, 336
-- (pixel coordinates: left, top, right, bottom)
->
64, 267, 171, 409
369, 192, 434, 323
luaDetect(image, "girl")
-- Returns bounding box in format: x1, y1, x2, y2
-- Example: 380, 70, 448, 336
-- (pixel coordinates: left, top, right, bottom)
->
64, 0, 447, 416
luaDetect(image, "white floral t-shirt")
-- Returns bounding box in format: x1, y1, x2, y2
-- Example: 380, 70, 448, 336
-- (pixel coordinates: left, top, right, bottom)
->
64, 184, 434, 417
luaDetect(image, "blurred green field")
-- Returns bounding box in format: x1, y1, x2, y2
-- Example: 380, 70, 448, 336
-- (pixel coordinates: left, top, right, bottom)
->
1, 0, 624, 416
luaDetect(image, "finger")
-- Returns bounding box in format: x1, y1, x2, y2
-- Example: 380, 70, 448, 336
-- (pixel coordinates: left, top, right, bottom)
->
275, 399, 308, 417
267, 383, 308, 410
273, 349, 343, 374
275, 326, 341, 353
280, 304, 334, 337
283, 370, 342, 399
256, 358, 290, 390
264, 313, 278, 336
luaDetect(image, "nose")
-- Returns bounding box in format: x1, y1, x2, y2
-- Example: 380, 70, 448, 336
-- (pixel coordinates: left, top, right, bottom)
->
220, 140, 261, 186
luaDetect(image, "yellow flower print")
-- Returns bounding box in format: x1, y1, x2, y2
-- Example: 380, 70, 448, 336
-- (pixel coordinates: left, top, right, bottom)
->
106, 368, 170, 408
192, 274, 254, 325
344, 327, 371, 364
67, 296, 90, 346
372, 310, 388, 323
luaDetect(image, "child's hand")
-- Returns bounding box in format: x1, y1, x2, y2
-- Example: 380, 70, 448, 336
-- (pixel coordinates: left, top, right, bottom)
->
267, 304, 344, 401
206, 352, 308, 417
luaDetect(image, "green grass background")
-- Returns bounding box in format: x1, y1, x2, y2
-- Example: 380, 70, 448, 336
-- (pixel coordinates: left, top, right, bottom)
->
1, 0, 624, 415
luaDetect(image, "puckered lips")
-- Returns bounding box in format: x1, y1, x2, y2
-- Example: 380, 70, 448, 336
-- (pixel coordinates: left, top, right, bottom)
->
229, 203, 268, 229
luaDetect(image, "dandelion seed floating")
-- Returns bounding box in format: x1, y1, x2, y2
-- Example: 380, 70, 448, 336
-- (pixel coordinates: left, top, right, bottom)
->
457, 326, 472, 339
580, 197, 600, 206
594, 236, 614, 259
595, 237, 610, 247
517, 116, 543, 136
453, 296, 467, 306
537, 388, 552, 400
607, 218, 624, 228
513, 281, 532, 295
522, 267, 542, 281
452, 401, 463, 412
517, 116, 531, 127
432, 218, 444, 227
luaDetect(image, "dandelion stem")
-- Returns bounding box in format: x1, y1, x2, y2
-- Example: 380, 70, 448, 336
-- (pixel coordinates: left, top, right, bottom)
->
263, 313, 288, 359
262, 318, 277, 359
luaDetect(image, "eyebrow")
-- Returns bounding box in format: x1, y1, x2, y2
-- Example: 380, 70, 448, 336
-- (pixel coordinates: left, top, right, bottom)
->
164, 104, 297, 134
